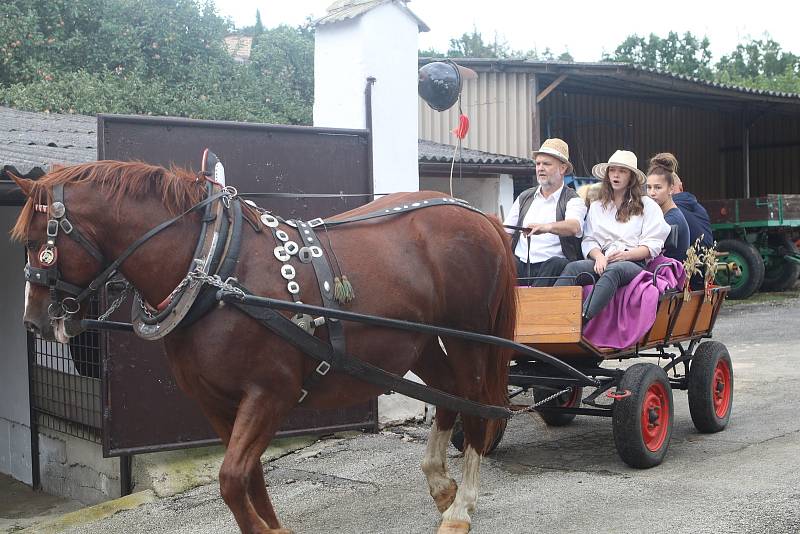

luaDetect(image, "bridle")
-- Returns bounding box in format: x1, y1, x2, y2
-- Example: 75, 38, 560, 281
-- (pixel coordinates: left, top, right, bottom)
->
25, 183, 106, 320
24, 182, 234, 323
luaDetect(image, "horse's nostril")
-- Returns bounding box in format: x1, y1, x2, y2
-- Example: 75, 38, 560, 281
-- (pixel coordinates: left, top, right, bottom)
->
24, 320, 39, 333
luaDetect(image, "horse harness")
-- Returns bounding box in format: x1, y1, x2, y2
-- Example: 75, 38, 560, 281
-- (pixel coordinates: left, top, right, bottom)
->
25, 171, 503, 413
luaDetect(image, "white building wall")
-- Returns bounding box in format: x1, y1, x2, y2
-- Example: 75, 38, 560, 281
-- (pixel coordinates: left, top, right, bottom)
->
420, 174, 515, 219
314, 2, 420, 194
0, 206, 32, 485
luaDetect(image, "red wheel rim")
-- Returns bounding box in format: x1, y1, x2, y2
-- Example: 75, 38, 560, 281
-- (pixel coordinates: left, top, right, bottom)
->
640, 382, 669, 452
558, 388, 580, 408
712, 359, 732, 418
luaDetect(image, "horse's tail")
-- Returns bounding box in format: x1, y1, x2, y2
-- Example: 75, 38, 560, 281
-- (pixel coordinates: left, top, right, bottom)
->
483, 216, 517, 446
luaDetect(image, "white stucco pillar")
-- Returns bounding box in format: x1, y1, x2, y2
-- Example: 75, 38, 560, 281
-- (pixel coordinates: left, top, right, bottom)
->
314, 1, 425, 194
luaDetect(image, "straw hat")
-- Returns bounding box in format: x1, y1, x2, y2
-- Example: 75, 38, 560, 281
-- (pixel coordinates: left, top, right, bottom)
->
531, 138, 573, 175
592, 150, 647, 184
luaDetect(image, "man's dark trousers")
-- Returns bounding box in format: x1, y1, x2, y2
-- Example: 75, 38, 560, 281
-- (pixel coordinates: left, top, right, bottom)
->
515, 256, 571, 287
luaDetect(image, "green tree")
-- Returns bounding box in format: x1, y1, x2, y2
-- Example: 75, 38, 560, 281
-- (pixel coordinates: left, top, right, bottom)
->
716, 36, 799, 80
254, 9, 264, 36
0, 0, 315, 123
248, 23, 315, 124
446, 28, 509, 58
605, 31, 713, 78
420, 29, 572, 61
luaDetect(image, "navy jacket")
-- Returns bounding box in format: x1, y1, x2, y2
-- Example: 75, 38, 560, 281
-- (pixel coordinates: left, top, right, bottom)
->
673, 192, 714, 248
664, 207, 691, 261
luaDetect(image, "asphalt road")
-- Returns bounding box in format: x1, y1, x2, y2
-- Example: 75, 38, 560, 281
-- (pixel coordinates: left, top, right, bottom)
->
63, 295, 800, 534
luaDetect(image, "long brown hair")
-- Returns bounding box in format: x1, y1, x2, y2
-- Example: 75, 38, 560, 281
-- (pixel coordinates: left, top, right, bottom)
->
597, 167, 644, 223
647, 152, 679, 187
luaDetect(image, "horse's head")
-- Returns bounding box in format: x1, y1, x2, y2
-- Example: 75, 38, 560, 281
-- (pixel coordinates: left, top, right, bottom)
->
11, 175, 105, 343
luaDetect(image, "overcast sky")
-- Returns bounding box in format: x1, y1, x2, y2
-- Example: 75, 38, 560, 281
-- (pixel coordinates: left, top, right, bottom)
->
216, 0, 799, 62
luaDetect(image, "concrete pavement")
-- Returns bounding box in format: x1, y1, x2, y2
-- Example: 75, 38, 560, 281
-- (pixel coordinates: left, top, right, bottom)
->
43, 293, 800, 533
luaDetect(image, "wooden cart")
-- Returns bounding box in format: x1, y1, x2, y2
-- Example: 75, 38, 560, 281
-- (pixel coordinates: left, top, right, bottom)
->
455, 284, 733, 469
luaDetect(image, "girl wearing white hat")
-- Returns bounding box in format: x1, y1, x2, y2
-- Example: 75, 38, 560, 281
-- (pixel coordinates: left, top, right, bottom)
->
555, 150, 671, 321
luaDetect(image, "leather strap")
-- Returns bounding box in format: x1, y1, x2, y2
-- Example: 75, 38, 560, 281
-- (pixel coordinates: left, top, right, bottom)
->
290, 219, 346, 401
227, 290, 511, 420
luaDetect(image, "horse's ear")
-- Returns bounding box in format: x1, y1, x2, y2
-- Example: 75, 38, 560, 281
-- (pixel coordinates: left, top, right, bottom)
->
9, 173, 36, 197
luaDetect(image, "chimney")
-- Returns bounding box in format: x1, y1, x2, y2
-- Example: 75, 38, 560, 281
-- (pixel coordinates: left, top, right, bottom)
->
314, 0, 429, 194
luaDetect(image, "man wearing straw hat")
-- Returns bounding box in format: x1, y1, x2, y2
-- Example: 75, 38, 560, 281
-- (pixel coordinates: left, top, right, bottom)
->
504, 138, 587, 286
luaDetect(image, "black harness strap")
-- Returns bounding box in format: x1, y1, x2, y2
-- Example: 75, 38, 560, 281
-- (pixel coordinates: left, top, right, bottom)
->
70, 190, 229, 307
227, 290, 511, 420
181, 197, 245, 328
320, 197, 484, 227
290, 219, 346, 402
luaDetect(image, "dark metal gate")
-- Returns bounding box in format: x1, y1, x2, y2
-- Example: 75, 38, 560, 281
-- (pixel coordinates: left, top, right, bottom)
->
97, 114, 377, 457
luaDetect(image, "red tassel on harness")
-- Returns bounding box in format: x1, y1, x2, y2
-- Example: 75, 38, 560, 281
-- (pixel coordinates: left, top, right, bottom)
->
451, 113, 470, 139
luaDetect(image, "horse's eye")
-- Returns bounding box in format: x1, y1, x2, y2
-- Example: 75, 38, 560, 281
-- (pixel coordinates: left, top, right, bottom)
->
25, 240, 38, 251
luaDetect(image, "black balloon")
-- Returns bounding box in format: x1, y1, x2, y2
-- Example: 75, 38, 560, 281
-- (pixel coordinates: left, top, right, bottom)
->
418, 61, 462, 112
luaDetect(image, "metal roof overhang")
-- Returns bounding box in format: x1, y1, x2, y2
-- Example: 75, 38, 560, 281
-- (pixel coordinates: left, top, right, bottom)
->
419, 161, 534, 177
420, 58, 800, 116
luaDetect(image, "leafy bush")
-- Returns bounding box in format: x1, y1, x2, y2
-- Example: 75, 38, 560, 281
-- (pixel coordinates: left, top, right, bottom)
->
0, 0, 314, 124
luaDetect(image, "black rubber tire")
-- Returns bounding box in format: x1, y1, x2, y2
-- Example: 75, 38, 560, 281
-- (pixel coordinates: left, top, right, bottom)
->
612, 363, 674, 469
688, 341, 734, 433
533, 387, 583, 427
449, 416, 507, 455
716, 239, 765, 300
760, 234, 800, 292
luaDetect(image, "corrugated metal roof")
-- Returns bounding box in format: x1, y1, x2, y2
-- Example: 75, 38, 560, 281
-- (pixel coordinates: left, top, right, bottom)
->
0, 106, 96, 179
316, 0, 429, 32
418, 139, 532, 166
627, 63, 800, 100
420, 58, 800, 103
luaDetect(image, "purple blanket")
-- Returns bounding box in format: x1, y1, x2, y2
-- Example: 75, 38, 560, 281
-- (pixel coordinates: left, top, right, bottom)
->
582, 256, 686, 349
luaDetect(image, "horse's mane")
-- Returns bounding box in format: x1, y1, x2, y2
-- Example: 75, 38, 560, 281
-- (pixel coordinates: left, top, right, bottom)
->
11, 160, 206, 241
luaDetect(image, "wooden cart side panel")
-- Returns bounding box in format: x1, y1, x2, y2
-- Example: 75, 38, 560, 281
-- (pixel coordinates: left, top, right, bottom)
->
639, 294, 675, 344
670, 296, 703, 338
514, 286, 582, 344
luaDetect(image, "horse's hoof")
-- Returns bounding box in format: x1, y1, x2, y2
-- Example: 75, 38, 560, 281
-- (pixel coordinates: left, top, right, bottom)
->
266, 529, 293, 534
437, 520, 470, 533
433, 479, 458, 513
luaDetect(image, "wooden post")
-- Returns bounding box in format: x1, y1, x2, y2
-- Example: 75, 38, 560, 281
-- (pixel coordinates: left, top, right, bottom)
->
531, 74, 541, 154
742, 107, 751, 199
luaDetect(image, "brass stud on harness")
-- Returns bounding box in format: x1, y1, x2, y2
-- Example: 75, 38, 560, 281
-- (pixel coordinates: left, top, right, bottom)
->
50, 201, 66, 218
275, 230, 289, 242
274, 246, 290, 262
287, 281, 300, 294
281, 264, 296, 281
284, 241, 300, 255
260, 213, 279, 228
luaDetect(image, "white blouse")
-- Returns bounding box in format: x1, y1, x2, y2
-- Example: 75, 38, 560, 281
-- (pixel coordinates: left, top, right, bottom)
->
581, 196, 671, 260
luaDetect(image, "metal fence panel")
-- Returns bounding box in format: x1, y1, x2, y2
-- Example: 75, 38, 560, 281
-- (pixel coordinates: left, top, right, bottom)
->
98, 115, 377, 456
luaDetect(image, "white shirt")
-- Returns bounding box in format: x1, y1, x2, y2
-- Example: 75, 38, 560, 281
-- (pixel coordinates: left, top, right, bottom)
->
581, 196, 671, 260
504, 185, 587, 263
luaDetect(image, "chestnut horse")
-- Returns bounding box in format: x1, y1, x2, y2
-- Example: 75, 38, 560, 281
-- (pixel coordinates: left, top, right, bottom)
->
11, 161, 517, 534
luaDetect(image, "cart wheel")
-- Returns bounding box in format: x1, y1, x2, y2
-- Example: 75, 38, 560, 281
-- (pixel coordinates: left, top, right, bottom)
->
760, 234, 800, 292
449, 416, 507, 455
533, 387, 583, 427
688, 341, 733, 433
715, 239, 765, 299
612, 363, 674, 468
